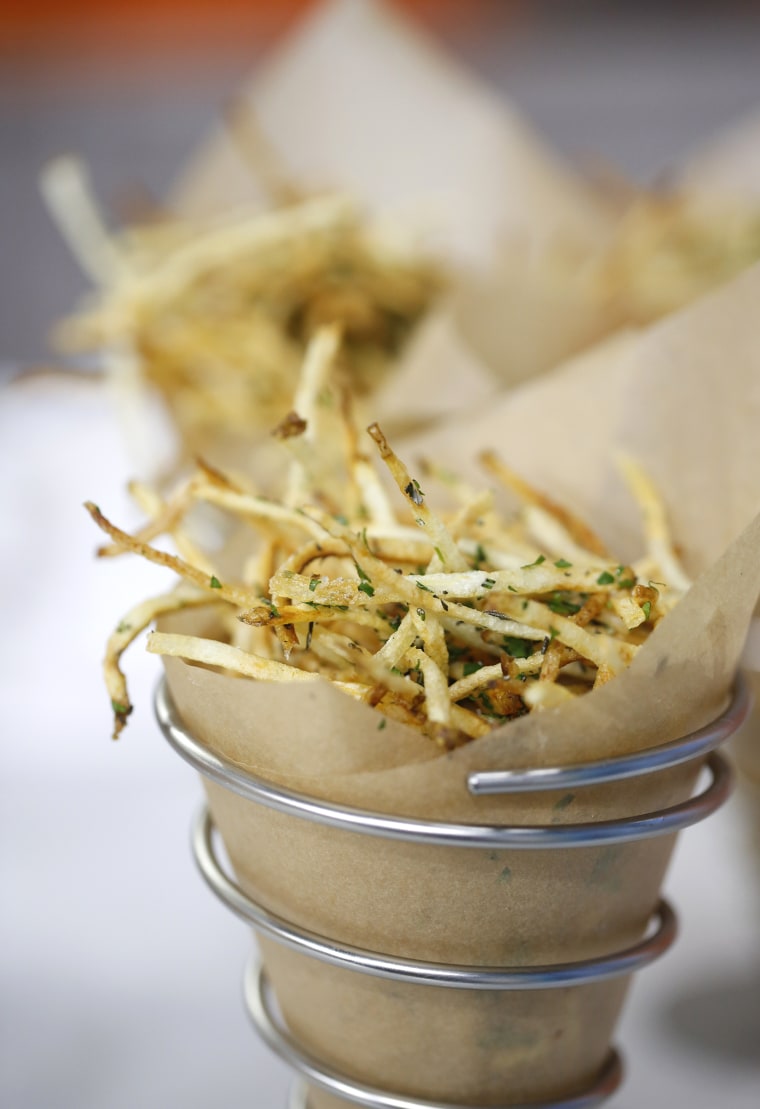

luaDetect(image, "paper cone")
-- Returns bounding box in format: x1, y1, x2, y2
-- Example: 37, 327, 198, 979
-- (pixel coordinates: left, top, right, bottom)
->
173, 0, 609, 267
169, 0, 616, 411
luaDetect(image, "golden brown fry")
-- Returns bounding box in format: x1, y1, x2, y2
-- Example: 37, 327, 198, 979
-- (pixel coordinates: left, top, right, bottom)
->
104, 588, 213, 739
481, 450, 609, 557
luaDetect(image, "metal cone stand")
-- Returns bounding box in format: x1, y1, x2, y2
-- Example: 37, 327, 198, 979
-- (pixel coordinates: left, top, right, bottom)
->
155, 676, 749, 1108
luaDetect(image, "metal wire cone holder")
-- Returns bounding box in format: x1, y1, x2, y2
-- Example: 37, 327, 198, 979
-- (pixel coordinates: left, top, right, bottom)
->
155, 675, 749, 1109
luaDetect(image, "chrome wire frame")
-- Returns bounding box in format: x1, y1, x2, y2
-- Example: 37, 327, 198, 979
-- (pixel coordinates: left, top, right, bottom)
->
155, 677, 742, 850
247, 958, 625, 1109
193, 806, 678, 990
153, 675, 748, 1108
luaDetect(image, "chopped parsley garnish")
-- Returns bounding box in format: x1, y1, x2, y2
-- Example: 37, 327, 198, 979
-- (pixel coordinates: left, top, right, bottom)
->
502, 636, 532, 658
596, 571, 615, 586
116, 621, 132, 634
309, 576, 320, 592
521, 554, 546, 569
547, 593, 581, 616
482, 577, 496, 590
111, 700, 129, 715
377, 718, 387, 731
463, 661, 484, 676
209, 575, 222, 589
474, 543, 487, 567
641, 600, 652, 620
549, 627, 559, 641
358, 581, 375, 597
355, 563, 371, 583
617, 578, 635, 589
554, 558, 572, 569
416, 607, 426, 621
416, 581, 433, 593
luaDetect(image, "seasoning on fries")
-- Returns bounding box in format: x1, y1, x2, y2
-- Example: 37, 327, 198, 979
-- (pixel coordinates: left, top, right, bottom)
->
41, 157, 441, 451
87, 328, 690, 745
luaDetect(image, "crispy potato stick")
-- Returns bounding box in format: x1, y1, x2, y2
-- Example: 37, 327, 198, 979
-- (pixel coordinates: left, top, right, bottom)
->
85, 502, 259, 608
367, 423, 469, 572
147, 632, 321, 682
406, 648, 451, 725
523, 681, 578, 710
105, 588, 213, 739
39, 156, 126, 286
616, 453, 693, 593
481, 450, 609, 557
498, 597, 637, 673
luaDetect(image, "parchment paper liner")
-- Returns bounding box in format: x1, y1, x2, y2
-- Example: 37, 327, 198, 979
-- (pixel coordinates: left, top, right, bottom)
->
153, 255, 760, 1102
161, 0, 614, 471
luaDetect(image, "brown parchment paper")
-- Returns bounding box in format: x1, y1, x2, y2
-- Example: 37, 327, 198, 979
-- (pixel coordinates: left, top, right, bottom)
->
168, 0, 615, 416
157, 257, 760, 1104
674, 103, 760, 879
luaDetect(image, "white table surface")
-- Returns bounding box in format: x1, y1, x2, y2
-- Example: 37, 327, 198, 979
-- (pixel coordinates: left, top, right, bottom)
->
1, 378, 759, 1109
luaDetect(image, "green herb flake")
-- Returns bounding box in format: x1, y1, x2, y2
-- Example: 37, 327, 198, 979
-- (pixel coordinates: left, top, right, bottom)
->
547, 593, 581, 616
416, 581, 433, 593
434, 546, 444, 562
503, 636, 532, 659
521, 554, 546, 569
554, 558, 572, 569
549, 627, 559, 641
507, 585, 518, 593
358, 581, 375, 597
617, 578, 635, 589
553, 793, 575, 812
415, 607, 427, 621
463, 661, 484, 676
111, 700, 129, 716
474, 543, 487, 567
596, 571, 615, 586
116, 621, 132, 634
377, 718, 387, 731
641, 600, 652, 620
308, 576, 320, 592
482, 577, 496, 590
209, 575, 222, 589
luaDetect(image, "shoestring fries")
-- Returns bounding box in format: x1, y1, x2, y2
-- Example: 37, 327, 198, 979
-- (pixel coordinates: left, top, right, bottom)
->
42, 156, 442, 452
88, 330, 690, 744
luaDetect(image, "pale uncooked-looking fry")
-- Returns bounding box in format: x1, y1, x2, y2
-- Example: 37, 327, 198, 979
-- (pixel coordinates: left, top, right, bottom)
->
147, 632, 321, 682
40, 156, 126, 286
616, 453, 693, 593
481, 450, 609, 557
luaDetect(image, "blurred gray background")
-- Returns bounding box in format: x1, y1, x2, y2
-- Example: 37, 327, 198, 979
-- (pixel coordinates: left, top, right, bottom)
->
2, 0, 760, 368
